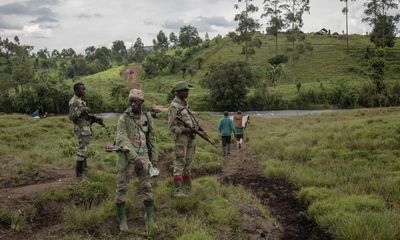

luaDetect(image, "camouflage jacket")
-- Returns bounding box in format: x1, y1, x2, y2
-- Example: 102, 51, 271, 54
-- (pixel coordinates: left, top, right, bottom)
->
68, 95, 92, 136
115, 108, 158, 164
168, 96, 196, 137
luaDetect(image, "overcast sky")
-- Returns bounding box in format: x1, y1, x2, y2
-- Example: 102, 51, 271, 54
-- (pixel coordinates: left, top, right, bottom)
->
0, 0, 395, 53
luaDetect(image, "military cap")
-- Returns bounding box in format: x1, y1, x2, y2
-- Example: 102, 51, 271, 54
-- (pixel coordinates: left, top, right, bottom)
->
173, 81, 193, 92
129, 89, 144, 100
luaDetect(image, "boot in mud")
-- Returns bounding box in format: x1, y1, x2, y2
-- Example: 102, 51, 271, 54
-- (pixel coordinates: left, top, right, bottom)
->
116, 202, 130, 232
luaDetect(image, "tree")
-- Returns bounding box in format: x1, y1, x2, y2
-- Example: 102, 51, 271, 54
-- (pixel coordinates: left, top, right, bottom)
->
234, 0, 261, 63
169, 32, 178, 47
363, 0, 399, 26
94, 47, 111, 69
132, 37, 146, 63
202, 33, 211, 48
268, 54, 288, 86
153, 30, 169, 52
178, 25, 202, 48
363, 0, 399, 47
281, 0, 310, 65
51, 49, 60, 58
111, 40, 127, 65
282, 0, 310, 30
60, 48, 76, 58
11, 56, 34, 85
262, 0, 287, 54
370, 14, 397, 48
201, 61, 256, 111
369, 48, 386, 94
85, 46, 96, 62
340, 0, 357, 52
37, 48, 49, 59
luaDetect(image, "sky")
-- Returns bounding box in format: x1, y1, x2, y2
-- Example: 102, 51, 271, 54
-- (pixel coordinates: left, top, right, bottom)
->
0, 0, 395, 53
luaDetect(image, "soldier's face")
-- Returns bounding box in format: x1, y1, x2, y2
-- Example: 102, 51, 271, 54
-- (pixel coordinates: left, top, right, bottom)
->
177, 89, 189, 99
129, 97, 143, 112
77, 85, 86, 97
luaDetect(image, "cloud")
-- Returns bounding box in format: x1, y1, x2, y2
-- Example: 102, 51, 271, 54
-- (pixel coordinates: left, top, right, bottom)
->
23, 24, 53, 38
0, 17, 23, 30
0, 0, 59, 26
161, 16, 234, 33
195, 16, 235, 28
77, 13, 103, 20
30, 16, 58, 23
191, 16, 235, 32
143, 19, 156, 26
0, 0, 58, 16
161, 19, 185, 30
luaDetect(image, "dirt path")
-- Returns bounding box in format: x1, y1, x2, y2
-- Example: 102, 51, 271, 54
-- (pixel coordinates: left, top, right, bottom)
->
222, 144, 332, 240
0, 169, 74, 203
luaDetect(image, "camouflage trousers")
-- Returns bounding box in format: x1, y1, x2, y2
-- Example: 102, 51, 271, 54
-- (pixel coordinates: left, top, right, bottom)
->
173, 134, 196, 177
116, 154, 153, 204
76, 135, 90, 161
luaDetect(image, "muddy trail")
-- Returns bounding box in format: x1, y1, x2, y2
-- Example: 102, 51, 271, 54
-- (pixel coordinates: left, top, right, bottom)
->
0, 168, 75, 240
0, 168, 74, 203
222, 144, 332, 240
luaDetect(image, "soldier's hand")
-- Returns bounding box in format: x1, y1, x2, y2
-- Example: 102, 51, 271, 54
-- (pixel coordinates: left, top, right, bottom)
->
134, 158, 144, 173
151, 161, 157, 168
121, 146, 130, 152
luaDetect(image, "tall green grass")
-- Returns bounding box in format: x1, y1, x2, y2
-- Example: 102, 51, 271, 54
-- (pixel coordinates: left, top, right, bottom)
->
248, 107, 400, 239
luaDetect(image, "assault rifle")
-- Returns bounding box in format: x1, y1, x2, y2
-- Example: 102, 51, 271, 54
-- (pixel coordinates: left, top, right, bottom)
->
85, 111, 106, 129
105, 144, 127, 152
176, 117, 216, 148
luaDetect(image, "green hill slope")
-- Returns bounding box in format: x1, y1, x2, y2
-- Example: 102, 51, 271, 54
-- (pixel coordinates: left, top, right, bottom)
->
141, 33, 400, 110
70, 33, 400, 112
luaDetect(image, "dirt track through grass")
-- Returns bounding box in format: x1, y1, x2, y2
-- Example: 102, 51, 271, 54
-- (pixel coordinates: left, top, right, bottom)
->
221, 144, 332, 240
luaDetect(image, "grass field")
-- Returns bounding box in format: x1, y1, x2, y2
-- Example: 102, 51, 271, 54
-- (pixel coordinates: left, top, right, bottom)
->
2, 112, 272, 239
248, 107, 400, 239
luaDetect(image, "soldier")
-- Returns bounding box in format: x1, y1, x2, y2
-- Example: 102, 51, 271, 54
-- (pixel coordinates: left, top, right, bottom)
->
218, 111, 236, 156
168, 81, 202, 198
114, 89, 158, 232
69, 82, 95, 178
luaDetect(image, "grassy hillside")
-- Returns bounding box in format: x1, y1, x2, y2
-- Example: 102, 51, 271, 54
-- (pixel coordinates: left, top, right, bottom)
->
141, 33, 400, 110
248, 107, 400, 239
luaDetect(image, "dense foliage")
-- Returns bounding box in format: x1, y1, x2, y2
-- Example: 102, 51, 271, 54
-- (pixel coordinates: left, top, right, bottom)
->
201, 61, 256, 111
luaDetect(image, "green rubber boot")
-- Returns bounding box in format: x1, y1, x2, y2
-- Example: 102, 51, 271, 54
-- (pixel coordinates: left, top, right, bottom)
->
116, 202, 130, 232
75, 160, 84, 178
144, 200, 154, 231
183, 175, 192, 193
173, 176, 187, 198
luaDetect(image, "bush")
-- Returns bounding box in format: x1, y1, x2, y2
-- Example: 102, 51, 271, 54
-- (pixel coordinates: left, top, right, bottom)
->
202, 61, 256, 111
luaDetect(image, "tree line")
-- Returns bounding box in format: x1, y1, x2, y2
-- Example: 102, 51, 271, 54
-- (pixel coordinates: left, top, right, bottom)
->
0, 24, 212, 114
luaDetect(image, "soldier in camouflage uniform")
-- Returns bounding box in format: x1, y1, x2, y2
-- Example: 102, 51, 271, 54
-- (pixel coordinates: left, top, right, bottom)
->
168, 81, 199, 198
114, 89, 158, 232
68, 82, 93, 178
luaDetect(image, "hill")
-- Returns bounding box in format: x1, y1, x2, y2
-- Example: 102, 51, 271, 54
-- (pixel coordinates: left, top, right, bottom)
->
140, 33, 400, 110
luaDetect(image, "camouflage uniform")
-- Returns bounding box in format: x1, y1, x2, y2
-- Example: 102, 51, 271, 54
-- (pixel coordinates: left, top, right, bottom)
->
69, 95, 92, 173
115, 108, 158, 204
168, 96, 196, 192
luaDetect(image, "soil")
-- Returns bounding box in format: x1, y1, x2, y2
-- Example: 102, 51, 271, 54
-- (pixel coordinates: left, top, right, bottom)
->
0, 168, 74, 240
222, 143, 332, 240
0, 169, 74, 203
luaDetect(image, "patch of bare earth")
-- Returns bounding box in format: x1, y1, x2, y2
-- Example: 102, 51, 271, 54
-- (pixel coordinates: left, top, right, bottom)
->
222, 144, 332, 240
0, 165, 75, 240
